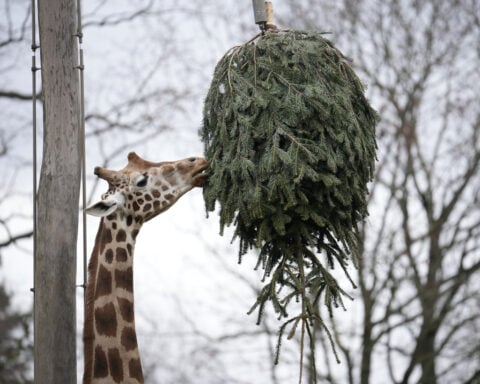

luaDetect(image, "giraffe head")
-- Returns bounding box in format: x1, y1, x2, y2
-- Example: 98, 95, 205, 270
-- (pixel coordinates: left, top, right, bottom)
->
86, 152, 208, 222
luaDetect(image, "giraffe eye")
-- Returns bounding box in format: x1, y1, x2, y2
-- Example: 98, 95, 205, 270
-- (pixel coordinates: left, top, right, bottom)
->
136, 173, 148, 187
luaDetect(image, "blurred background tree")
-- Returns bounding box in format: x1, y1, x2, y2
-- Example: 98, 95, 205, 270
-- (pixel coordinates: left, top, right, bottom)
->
0, 283, 32, 384
0, 0, 479, 383
278, 1, 480, 383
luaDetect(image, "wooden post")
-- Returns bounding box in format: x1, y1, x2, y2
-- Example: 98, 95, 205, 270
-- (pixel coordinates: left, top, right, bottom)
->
35, 0, 81, 382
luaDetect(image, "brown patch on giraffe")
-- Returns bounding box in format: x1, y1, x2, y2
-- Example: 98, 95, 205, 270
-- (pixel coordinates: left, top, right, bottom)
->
116, 247, 128, 262
93, 346, 108, 378
164, 193, 174, 201
161, 185, 170, 191
129, 358, 144, 381
135, 192, 142, 197
121, 326, 138, 351
100, 228, 113, 253
132, 201, 140, 211
95, 302, 117, 337
128, 194, 133, 200
127, 243, 132, 255
144, 194, 152, 201
117, 297, 134, 323
162, 164, 175, 174
165, 175, 177, 185
138, 198, 144, 205
116, 229, 127, 242
108, 348, 124, 382
151, 189, 161, 198
95, 265, 112, 299
115, 267, 133, 292
106, 213, 117, 221
132, 229, 139, 239
112, 222, 117, 230
105, 248, 114, 263
126, 215, 133, 226
153, 201, 161, 210
142, 203, 152, 212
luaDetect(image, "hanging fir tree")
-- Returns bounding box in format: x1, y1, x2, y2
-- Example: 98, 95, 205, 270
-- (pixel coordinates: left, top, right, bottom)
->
201, 29, 377, 366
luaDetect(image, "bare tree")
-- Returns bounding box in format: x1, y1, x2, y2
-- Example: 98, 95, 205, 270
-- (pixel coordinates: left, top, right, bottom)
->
277, 1, 480, 383
6, 1, 479, 383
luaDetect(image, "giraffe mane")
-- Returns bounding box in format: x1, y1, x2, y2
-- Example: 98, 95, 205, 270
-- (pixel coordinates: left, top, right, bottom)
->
83, 219, 105, 384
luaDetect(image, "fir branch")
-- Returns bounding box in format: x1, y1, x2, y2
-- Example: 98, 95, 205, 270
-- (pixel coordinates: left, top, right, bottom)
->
202, 29, 378, 382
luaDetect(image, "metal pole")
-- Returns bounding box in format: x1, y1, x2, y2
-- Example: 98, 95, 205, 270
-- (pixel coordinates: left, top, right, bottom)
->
252, 0, 267, 29
30, 0, 39, 381
74, 0, 88, 296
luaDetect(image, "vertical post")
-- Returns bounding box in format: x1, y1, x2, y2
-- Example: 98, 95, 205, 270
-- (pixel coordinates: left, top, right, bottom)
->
35, 0, 81, 382
252, 0, 267, 30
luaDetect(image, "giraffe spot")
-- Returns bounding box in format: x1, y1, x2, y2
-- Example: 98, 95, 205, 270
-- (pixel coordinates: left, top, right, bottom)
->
117, 297, 134, 323
138, 198, 144, 205
115, 268, 133, 292
151, 189, 161, 198
105, 248, 114, 263
128, 194, 133, 200
93, 346, 108, 378
129, 358, 144, 381
121, 326, 138, 351
100, 229, 113, 253
153, 201, 161, 209
161, 201, 168, 208
161, 185, 170, 191
116, 247, 128, 262
108, 348, 124, 383
144, 194, 152, 201
126, 215, 133, 226
132, 229, 139, 239
165, 193, 174, 201
95, 265, 112, 299
135, 192, 142, 197
106, 213, 117, 221
127, 243, 132, 255
95, 302, 117, 337
132, 201, 140, 211
111, 222, 117, 230
116, 229, 127, 242
142, 203, 152, 212
166, 175, 177, 185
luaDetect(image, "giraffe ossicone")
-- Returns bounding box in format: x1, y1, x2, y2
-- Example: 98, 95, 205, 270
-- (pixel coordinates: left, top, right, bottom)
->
83, 152, 208, 384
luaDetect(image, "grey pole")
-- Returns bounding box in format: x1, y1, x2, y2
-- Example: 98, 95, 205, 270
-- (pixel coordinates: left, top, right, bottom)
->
35, 0, 81, 382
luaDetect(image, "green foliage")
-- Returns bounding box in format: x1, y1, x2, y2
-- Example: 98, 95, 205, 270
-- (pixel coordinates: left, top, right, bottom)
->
201, 30, 377, 366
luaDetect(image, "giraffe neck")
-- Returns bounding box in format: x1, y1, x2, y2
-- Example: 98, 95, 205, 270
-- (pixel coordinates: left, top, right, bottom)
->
83, 214, 144, 384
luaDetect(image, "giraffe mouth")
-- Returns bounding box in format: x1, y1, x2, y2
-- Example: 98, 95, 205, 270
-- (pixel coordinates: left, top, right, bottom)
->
192, 163, 209, 187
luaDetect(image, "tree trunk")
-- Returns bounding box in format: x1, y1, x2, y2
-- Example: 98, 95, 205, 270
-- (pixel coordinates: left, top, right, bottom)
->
360, 299, 374, 384
34, 0, 81, 382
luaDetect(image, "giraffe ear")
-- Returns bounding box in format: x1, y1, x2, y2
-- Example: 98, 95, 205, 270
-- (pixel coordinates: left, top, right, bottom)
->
85, 200, 117, 217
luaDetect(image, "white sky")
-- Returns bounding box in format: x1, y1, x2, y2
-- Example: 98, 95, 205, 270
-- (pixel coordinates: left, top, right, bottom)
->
3, 1, 478, 383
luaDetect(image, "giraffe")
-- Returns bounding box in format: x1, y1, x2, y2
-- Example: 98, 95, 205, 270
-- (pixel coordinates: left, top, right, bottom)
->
83, 152, 208, 384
